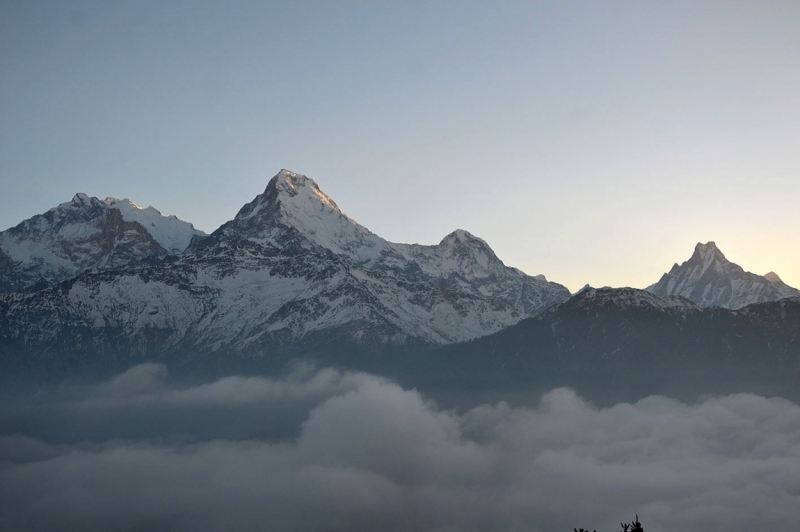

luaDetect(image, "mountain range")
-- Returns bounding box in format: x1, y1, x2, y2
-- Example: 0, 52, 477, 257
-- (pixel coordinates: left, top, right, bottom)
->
1, 170, 798, 393
0, 170, 570, 377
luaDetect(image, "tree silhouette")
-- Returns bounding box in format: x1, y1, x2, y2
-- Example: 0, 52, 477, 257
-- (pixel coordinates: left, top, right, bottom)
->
620, 514, 645, 532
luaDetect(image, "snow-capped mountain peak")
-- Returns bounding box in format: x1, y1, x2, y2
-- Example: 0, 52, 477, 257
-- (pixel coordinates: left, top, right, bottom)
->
0, 192, 205, 293
434, 229, 504, 279
227, 171, 553, 283
50, 193, 107, 217
693, 241, 728, 269
236, 170, 344, 221
273, 170, 341, 211
647, 241, 800, 308
227, 170, 388, 263
439, 229, 490, 249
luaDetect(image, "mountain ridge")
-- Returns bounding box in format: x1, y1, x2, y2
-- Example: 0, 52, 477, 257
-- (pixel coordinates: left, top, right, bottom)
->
0, 194, 205, 294
2, 171, 799, 387
646, 241, 800, 308
0, 170, 571, 377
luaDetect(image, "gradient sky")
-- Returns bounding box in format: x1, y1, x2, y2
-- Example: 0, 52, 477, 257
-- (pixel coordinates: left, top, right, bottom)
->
2, 1, 799, 292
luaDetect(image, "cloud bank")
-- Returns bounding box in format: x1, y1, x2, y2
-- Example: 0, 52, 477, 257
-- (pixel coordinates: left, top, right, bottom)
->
1, 364, 799, 531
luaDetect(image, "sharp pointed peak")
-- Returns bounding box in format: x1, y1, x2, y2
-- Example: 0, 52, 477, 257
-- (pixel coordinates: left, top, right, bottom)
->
694, 240, 719, 252
265, 169, 326, 197
270, 168, 312, 187
276, 168, 309, 180
228, 169, 384, 259
691, 241, 728, 263
280, 171, 336, 206
649, 240, 800, 308
235, 170, 341, 222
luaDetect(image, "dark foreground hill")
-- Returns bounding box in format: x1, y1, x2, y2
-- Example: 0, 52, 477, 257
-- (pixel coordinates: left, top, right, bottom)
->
394, 287, 800, 406
316, 287, 800, 408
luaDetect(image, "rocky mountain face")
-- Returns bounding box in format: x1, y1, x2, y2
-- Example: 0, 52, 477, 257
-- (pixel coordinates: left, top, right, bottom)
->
646, 241, 800, 309
0, 170, 570, 377
0, 194, 205, 294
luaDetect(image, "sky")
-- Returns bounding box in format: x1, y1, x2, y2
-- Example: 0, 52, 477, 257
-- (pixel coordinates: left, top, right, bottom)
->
1, 1, 799, 292
2, 363, 799, 531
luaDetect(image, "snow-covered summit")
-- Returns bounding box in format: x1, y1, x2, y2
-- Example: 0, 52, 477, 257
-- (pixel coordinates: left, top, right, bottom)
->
694, 240, 725, 263
227, 170, 388, 262
34, 193, 204, 253
392, 229, 508, 280
436, 229, 498, 277
0, 192, 205, 293
225, 170, 563, 285
647, 241, 800, 309
236, 170, 344, 221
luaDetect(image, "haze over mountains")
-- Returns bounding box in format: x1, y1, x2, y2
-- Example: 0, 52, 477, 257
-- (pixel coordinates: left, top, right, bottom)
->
1, 170, 798, 389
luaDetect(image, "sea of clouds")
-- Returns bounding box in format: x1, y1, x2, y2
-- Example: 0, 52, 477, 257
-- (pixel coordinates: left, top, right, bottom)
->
1, 363, 799, 531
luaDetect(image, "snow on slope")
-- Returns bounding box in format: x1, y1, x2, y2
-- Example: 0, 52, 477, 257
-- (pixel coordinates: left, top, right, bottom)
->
0, 193, 205, 293
646, 241, 800, 309
0, 170, 572, 356
226, 170, 568, 316
106, 198, 202, 253
197, 169, 571, 344
229, 170, 389, 263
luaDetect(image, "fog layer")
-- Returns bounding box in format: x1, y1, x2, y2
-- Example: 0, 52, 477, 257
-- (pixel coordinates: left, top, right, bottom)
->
1, 364, 798, 531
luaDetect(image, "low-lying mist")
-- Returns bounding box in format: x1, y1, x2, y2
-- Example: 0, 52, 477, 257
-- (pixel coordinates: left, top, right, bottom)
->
1, 363, 799, 531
